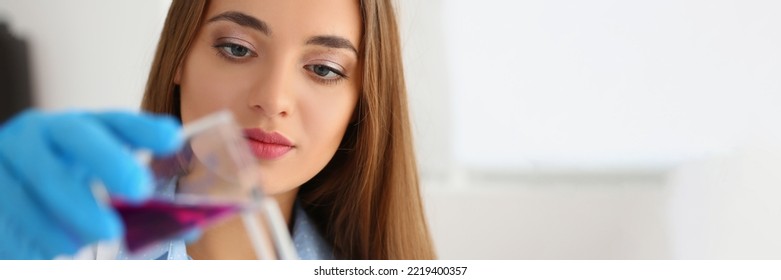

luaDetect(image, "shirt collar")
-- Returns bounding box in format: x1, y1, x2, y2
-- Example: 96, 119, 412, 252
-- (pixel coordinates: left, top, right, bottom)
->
291, 201, 334, 260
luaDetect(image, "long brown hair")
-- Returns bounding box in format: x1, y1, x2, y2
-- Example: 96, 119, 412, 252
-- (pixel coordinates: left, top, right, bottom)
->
141, 0, 436, 260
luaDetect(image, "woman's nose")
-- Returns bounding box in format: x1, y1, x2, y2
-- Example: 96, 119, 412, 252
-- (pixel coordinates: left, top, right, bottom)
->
247, 67, 294, 118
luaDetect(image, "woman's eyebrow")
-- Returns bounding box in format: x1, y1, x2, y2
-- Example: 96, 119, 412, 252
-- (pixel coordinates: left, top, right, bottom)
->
207, 11, 271, 36
306, 36, 358, 56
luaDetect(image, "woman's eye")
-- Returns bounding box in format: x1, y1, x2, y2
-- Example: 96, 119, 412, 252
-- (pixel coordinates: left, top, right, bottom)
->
218, 43, 252, 58
306, 64, 344, 80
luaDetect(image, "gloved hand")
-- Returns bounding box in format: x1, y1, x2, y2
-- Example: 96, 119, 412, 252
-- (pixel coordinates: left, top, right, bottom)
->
0, 109, 182, 259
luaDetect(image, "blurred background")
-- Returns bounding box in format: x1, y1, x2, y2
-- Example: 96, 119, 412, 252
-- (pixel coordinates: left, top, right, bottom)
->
1, 0, 780, 259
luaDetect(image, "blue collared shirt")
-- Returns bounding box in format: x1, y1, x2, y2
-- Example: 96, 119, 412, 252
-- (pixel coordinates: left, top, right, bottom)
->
290, 201, 334, 260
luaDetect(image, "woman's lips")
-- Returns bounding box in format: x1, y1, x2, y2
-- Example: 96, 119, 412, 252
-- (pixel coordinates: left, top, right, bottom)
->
243, 128, 293, 160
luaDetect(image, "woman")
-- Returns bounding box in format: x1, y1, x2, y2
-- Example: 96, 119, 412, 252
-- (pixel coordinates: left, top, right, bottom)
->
0, 0, 435, 260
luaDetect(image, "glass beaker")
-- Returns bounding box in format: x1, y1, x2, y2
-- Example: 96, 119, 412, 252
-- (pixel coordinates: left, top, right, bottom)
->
109, 110, 297, 260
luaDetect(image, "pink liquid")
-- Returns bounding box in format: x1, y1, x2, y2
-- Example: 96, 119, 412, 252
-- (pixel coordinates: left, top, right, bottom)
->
111, 199, 240, 252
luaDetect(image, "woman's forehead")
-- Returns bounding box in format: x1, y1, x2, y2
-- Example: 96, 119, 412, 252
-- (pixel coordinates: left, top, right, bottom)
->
203, 0, 362, 46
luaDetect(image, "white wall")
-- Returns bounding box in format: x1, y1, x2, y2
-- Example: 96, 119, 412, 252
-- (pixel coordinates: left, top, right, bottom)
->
396, 0, 781, 259
0, 0, 170, 111
668, 147, 781, 259
437, 0, 781, 170
396, 0, 453, 181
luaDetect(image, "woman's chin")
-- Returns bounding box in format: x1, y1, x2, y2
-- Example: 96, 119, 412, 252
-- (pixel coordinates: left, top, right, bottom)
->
254, 179, 300, 197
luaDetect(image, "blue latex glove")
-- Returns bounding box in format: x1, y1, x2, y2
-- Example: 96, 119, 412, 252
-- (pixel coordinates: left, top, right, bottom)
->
0, 109, 182, 259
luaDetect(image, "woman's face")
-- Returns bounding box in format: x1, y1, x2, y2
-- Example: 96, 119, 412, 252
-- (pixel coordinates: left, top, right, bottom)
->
177, 0, 362, 195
